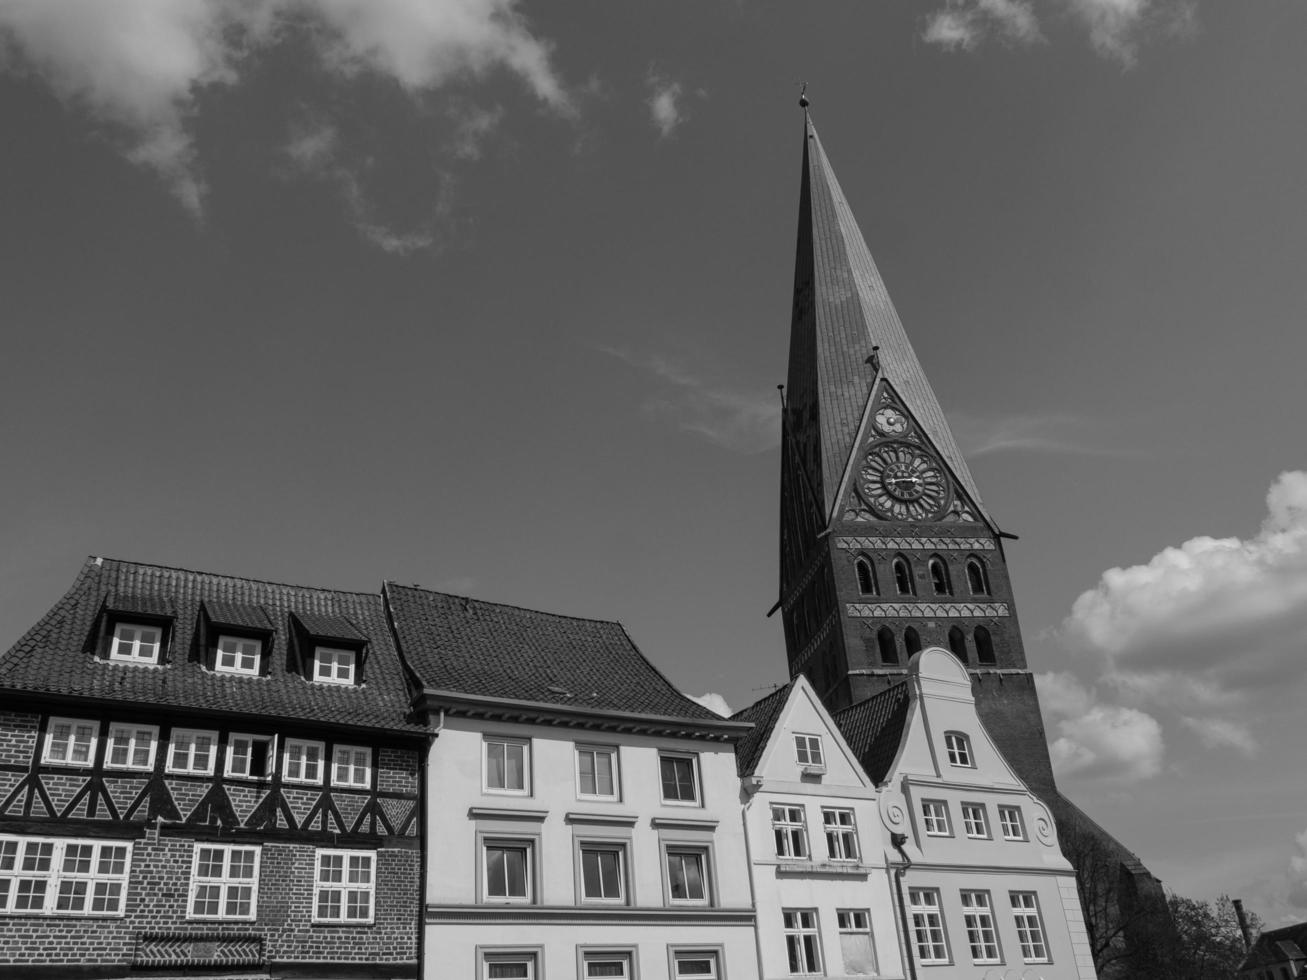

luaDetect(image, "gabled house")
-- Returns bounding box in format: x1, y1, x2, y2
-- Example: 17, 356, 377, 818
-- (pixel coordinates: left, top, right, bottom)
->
835, 649, 1098, 980
383, 584, 759, 980
1238, 921, 1307, 979
0, 557, 428, 979
733, 676, 903, 978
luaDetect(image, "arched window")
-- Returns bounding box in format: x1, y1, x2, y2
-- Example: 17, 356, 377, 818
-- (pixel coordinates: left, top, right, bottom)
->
974, 626, 996, 665
893, 556, 914, 596
877, 627, 899, 665
904, 627, 922, 656
944, 731, 974, 767
929, 556, 952, 596
855, 557, 877, 596
948, 626, 967, 662
966, 557, 991, 596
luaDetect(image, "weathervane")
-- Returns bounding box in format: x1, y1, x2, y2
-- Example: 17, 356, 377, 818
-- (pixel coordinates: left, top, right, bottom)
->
798, 82, 810, 109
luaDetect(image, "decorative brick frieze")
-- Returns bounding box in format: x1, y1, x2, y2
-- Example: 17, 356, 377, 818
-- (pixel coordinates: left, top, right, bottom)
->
844, 602, 1010, 618
836, 536, 996, 552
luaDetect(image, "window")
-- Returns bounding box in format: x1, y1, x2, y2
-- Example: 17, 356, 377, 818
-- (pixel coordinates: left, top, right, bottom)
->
1011, 892, 1050, 962
105, 724, 158, 771
904, 627, 922, 656
794, 734, 824, 769
961, 890, 1002, 963
333, 744, 372, 788
666, 848, 709, 904
582, 951, 632, 978
877, 626, 899, 665
579, 844, 626, 904
672, 951, 720, 978
225, 733, 274, 779
43, 717, 98, 766
823, 808, 859, 861
484, 840, 533, 903
109, 622, 162, 664
189, 844, 259, 920
167, 728, 217, 775
837, 909, 878, 976
854, 557, 877, 595
576, 745, 618, 800
659, 753, 700, 805
893, 556, 914, 595
967, 557, 991, 595
998, 805, 1026, 841
772, 804, 809, 859
0, 836, 130, 915
482, 952, 538, 979
921, 800, 951, 836
783, 909, 823, 975
908, 888, 949, 964
484, 737, 530, 794
974, 626, 996, 665
283, 738, 325, 785
929, 556, 952, 595
962, 803, 990, 839
314, 849, 373, 923
313, 646, 356, 685
945, 732, 973, 767
947, 625, 968, 662
216, 634, 261, 675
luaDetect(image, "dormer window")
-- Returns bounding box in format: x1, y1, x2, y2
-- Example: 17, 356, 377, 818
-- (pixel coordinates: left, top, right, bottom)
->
313, 647, 356, 685
794, 734, 825, 771
945, 732, 974, 767
109, 622, 162, 665
216, 635, 262, 676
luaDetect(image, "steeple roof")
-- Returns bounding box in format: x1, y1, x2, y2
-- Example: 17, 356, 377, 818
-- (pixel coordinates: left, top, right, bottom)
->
786, 116, 994, 529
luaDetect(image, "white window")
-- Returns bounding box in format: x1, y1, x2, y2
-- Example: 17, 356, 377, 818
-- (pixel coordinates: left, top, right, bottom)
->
576, 745, 618, 800
837, 909, 878, 976
482, 952, 537, 979
333, 744, 372, 788
314, 849, 374, 923
105, 724, 158, 771
961, 890, 1002, 963
822, 807, 859, 861
659, 753, 700, 805
43, 717, 98, 766
579, 844, 626, 904
109, 622, 162, 664
783, 908, 823, 975
908, 888, 949, 964
167, 729, 218, 775
772, 804, 809, 859
484, 737, 529, 794
225, 734, 274, 779
484, 840, 533, 903
216, 635, 261, 675
583, 951, 632, 978
0, 836, 130, 916
313, 646, 356, 685
189, 844, 259, 920
921, 800, 951, 836
962, 803, 990, 839
672, 950, 720, 978
666, 847, 709, 904
1011, 892, 1050, 962
944, 731, 973, 767
998, 805, 1026, 841
283, 738, 325, 785
794, 733, 824, 768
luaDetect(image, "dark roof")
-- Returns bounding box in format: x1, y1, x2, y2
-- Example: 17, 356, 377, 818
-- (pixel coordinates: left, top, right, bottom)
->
731, 681, 795, 777
1241, 922, 1307, 970
384, 584, 727, 725
833, 681, 911, 784
0, 557, 424, 735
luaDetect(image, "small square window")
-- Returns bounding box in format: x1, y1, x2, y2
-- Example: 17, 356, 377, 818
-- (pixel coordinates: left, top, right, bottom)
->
772, 804, 809, 859
333, 745, 372, 788
283, 739, 325, 785
579, 844, 627, 904
105, 724, 158, 771
43, 717, 98, 767
313, 646, 356, 685
484, 738, 530, 795
672, 950, 720, 979
189, 844, 259, 920
659, 753, 700, 806
794, 733, 825, 769
665, 847, 710, 904
583, 951, 633, 979
225, 734, 274, 779
216, 635, 262, 675
482, 951, 537, 979
483, 840, 533, 903
109, 622, 163, 665
576, 745, 619, 800
944, 732, 973, 767
921, 800, 951, 837
167, 729, 218, 776
998, 805, 1026, 841
962, 803, 990, 839
314, 849, 374, 923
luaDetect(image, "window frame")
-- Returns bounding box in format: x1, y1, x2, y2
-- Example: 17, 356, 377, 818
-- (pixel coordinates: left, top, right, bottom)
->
481, 838, 535, 905
836, 908, 878, 976
0, 835, 132, 916
961, 802, 991, 839
166, 728, 219, 776
484, 736, 531, 796
224, 733, 276, 780
282, 737, 326, 786
793, 733, 825, 770
108, 621, 164, 665
822, 807, 859, 862
42, 716, 99, 767
944, 731, 974, 767
663, 845, 712, 906
961, 889, 1003, 965
771, 803, 809, 859
577, 840, 629, 906
575, 743, 620, 801
579, 947, 635, 979
658, 752, 701, 807
998, 805, 1027, 841
215, 633, 263, 676
783, 907, 824, 976
104, 723, 159, 772
669, 947, 722, 979
892, 555, 915, 596
187, 843, 260, 921
312, 645, 356, 685
1010, 891, 1051, 963
479, 948, 541, 979
332, 744, 372, 789
929, 556, 952, 596
313, 848, 375, 925
908, 887, 951, 965
854, 556, 877, 596
921, 799, 952, 837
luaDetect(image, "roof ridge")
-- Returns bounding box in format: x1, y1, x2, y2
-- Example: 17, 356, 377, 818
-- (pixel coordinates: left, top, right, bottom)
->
93, 556, 383, 600
833, 678, 911, 720
730, 679, 792, 721
384, 581, 625, 628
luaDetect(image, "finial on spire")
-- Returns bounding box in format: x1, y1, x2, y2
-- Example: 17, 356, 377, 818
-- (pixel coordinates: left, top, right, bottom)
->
798, 82, 809, 110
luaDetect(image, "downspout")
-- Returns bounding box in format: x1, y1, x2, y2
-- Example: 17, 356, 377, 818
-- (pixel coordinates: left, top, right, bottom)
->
740, 777, 766, 979
891, 832, 919, 980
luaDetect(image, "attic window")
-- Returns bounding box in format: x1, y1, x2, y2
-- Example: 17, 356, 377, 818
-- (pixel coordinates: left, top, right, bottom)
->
794, 734, 825, 771
109, 623, 163, 665
313, 647, 356, 685
216, 636, 262, 676
945, 732, 974, 768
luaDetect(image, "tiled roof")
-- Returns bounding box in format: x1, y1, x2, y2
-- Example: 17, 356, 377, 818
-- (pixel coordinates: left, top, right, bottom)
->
384, 584, 727, 724
1240, 922, 1307, 969
833, 681, 911, 784
0, 557, 424, 735
730, 681, 794, 776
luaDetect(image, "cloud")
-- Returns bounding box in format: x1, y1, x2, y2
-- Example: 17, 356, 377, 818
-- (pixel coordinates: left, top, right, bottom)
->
1037, 672, 1165, 781
1290, 828, 1307, 909
952, 412, 1134, 458
646, 70, 687, 138
1179, 715, 1257, 757
599, 346, 780, 455
0, 0, 572, 216
1065, 0, 1197, 67
687, 691, 732, 718
922, 0, 1043, 52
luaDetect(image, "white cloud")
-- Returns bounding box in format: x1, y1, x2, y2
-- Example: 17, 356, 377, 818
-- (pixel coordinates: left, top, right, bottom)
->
952, 411, 1136, 458
1179, 715, 1257, 757
1037, 672, 1165, 781
922, 0, 1043, 52
687, 691, 732, 718
1064, 0, 1196, 67
645, 69, 695, 139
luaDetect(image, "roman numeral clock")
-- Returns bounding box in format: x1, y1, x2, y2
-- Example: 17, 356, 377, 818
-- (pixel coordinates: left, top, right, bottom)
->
856, 407, 950, 522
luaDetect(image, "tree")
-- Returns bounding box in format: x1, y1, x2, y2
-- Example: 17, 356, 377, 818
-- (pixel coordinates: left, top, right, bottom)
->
1162, 894, 1260, 980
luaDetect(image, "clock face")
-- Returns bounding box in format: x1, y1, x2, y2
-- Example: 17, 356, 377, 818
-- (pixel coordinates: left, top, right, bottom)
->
873, 407, 908, 436
857, 443, 949, 521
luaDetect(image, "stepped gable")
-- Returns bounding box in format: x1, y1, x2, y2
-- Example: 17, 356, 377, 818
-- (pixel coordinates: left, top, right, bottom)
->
832, 682, 911, 784
384, 583, 726, 723
730, 681, 794, 777
0, 556, 424, 734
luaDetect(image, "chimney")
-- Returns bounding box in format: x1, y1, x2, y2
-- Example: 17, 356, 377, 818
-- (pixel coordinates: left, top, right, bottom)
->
1232, 898, 1253, 952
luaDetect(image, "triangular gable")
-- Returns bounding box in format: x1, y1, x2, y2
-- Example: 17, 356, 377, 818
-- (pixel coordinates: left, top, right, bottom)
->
750, 676, 873, 790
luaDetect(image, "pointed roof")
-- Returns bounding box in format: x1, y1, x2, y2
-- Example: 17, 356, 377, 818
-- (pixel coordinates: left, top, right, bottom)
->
832, 680, 912, 784
730, 680, 794, 776
787, 116, 994, 528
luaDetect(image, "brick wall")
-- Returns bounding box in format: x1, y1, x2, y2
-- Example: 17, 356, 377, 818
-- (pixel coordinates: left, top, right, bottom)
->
377, 745, 420, 796
0, 711, 38, 767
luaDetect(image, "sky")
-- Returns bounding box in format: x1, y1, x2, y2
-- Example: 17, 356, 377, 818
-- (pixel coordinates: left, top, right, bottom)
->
1, 0, 1305, 926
